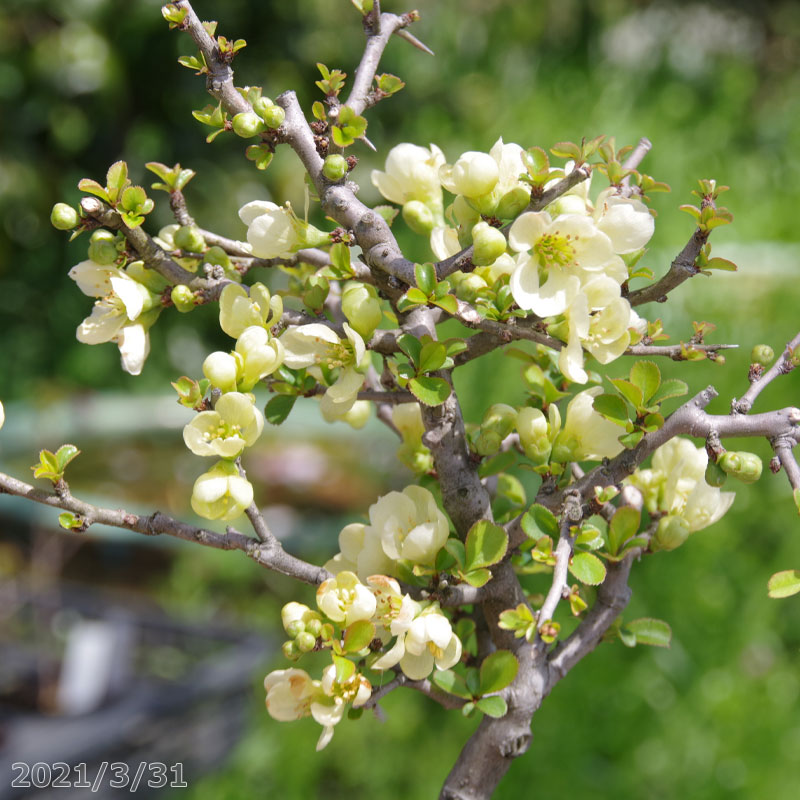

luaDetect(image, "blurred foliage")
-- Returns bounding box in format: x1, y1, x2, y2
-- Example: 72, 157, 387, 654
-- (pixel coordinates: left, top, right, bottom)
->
3, 0, 800, 797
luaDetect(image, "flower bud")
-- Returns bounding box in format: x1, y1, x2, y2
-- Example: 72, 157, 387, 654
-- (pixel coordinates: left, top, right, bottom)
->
440, 151, 499, 198
295, 631, 317, 653
750, 344, 774, 367
402, 200, 436, 235
203, 351, 240, 393
471, 222, 507, 266
51, 202, 79, 230
456, 273, 488, 303
305, 618, 323, 637
342, 282, 382, 339
252, 95, 274, 119
232, 111, 266, 138
719, 451, 763, 484
517, 406, 552, 465
341, 400, 372, 429
704, 459, 727, 488
495, 186, 531, 220
303, 275, 329, 314
322, 154, 348, 182
651, 515, 691, 552
262, 105, 285, 130
282, 640, 300, 660
204, 245, 233, 270
285, 619, 305, 639
474, 430, 502, 456
478, 404, 517, 454
171, 284, 196, 313
88, 230, 118, 265
173, 225, 206, 253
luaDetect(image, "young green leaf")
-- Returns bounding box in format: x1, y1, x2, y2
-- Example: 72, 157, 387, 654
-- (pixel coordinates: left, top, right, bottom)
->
476, 696, 508, 718
343, 620, 375, 653
767, 569, 800, 599
415, 262, 436, 296
265, 394, 297, 425
624, 617, 672, 647
608, 506, 641, 556
569, 552, 607, 585
409, 376, 451, 406
478, 650, 518, 695
464, 520, 508, 571
431, 669, 472, 699
521, 504, 560, 539
629, 360, 661, 403
592, 393, 630, 427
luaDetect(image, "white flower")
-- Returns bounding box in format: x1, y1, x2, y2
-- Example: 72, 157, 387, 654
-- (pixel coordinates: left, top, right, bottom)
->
373, 605, 462, 680
593, 188, 655, 254
371, 142, 445, 208
316, 571, 377, 626
190, 460, 254, 521
235, 326, 285, 391
439, 150, 499, 198
264, 668, 321, 722
628, 438, 735, 533
70, 261, 157, 376
369, 485, 450, 566
239, 201, 299, 259
488, 137, 526, 197
430, 225, 461, 261
508, 212, 618, 317
183, 392, 264, 458
219, 282, 282, 339
324, 522, 396, 579
281, 322, 366, 418
553, 388, 624, 462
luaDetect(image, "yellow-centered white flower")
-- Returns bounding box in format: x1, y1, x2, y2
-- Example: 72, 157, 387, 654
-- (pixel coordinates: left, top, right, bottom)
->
183, 392, 263, 459
316, 571, 377, 626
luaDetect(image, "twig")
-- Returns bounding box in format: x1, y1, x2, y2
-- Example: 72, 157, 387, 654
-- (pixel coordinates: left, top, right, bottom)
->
732, 330, 800, 414
773, 438, 800, 491
620, 137, 652, 194
627, 228, 708, 306
0, 471, 328, 585
625, 342, 737, 359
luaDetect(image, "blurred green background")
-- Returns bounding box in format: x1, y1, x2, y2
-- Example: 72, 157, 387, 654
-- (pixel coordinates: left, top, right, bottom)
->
1, 0, 800, 797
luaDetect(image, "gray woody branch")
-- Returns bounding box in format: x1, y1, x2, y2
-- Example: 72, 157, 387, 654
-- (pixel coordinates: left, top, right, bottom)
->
0, 471, 328, 586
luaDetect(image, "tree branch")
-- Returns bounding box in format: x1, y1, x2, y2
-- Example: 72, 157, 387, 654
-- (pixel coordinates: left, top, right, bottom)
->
732, 329, 800, 414
0, 471, 328, 586
627, 228, 709, 306
625, 342, 737, 359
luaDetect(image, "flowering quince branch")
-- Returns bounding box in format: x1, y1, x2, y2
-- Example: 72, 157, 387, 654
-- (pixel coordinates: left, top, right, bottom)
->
6, 1, 800, 797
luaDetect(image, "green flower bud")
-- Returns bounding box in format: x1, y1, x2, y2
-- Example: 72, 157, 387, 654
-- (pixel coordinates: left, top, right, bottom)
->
303, 274, 329, 314
474, 430, 502, 457
126, 260, 169, 294
262, 105, 285, 130
482, 403, 517, 437
456, 273, 488, 303
750, 344, 775, 367
285, 619, 305, 639
342, 281, 382, 339
471, 221, 507, 266
517, 406, 552, 465
322, 154, 348, 182
204, 245, 232, 270
173, 225, 206, 253
295, 631, 317, 653
51, 202, 79, 230
402, 200, 436, 235
305, 618, 323, 637
170, 284, 196, 312
550, 431, 579, 465
252, 95, 274, 119
232, 111, 266, 138
88, 229, 119, 265
452, 195, 481, 228
704, 459, 727, 488
651, 515, 691, 552
495, 186, 531, 220
719, 451, 763, 484
282, 640, 300, 660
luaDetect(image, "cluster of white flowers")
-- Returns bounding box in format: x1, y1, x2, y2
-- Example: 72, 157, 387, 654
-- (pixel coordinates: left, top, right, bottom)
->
265, 568, 462, 749
372, 139, 656, 384
69, 259, 161, 375
325, 484, 450, 578
626, 437, 735, 549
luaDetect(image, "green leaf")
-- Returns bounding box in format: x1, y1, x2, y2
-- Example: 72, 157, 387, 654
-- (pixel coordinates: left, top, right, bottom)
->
431, 669, 472, 699
767, 570, 800, 599
444, 538, 466, 567
105, 160, 129, 204
120, 185, 147, 211
405, 287, 430, 306
461, 568, 492, 587
619, 430, 644, 449
418, 341, 447, 374
609, 378, 643, 409
629, 360, 661, 403
58, 511, 84, 531
343, 620, 375, 652
265, 394, 296, 425
608, 506, 641, 556
650, 378, 689, 405
409, 376, 451, 406
415, 262, 436, 296
522, 504, 559, 538
592, 393, 630, 426
461, 701, 476, 717
497, 474, 526, 508
625, 617, 672, 647
478, 650, 518, 695
332, 654, 356, 683
397, 333, 422, 368
77, 178, 110, 203
32, 449, 61, 482
465, 520, 508, 571
477, 449, 517, 478
550, 141, 582, 160
55, 444, 80, 472
704, 257, 737, 271
476, 696, 508, 718
375, 73, 405, 96
569, 552, 607, 585
432, 294, 458, 315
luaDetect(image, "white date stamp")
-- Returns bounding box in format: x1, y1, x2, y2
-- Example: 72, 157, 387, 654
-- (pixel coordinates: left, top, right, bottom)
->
10, 762, 187, 792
